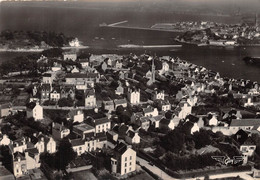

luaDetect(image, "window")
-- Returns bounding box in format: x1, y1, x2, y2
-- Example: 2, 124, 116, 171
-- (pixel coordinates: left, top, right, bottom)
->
129, 162, 132, 166
125, 163, 127, 167
125, 157, 127, 161
130, 156, 132, 160
125, 169, 127, 173
129, 167, 131, 171
79, 147, 82, 150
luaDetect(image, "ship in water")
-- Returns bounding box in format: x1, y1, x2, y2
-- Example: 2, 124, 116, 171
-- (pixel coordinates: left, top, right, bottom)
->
243, 56, 260, 64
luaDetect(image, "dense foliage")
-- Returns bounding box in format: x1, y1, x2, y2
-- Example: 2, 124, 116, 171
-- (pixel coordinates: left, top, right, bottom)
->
0, 30, 74, 47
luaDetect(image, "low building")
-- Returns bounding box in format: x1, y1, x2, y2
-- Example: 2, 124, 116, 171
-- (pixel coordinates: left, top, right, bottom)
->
138, 116, 150, 131
67, 110, 84, 123
73, 123, 95, 138
63, 52, 77, 61
114, 99, 128, 109
143, 106, 158, 117
52, 122, 70, 140
240, 136, 256, 157
85, 89, 96, 108
50, 87, 61, 101
0, 133, 11, 146
229, 119, 260, 134
26, 102, 43, 121
0, 103, 12, 118
87, 117, 111, 134
160, 117, 175, 130
12, 152, 27, 178
152, 90, 165, 101
103, 99, 115, 112
125, 130, 140, 144
70, 139, 86, 156
65, 73, 100, 84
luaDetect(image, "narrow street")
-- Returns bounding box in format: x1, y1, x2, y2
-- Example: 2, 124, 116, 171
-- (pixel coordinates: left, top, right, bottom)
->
137, 156, 177, 180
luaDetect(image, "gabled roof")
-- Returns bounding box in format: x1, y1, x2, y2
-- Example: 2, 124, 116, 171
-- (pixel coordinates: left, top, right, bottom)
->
13, 152, 26, 161
140, 116, 150, 123
92, 117, 110, 126
127, 130, 136, 138
66, 73, 99, 79
26, 102, 36, 110
149, 115, 164, 122
230, 119, 260, 127
242, 136, 255, 146
114, 99, 127, 105
143, 106, 155, 114
114, 142, 128, 155
70, 138, 85, 147
85, 89, 95, 97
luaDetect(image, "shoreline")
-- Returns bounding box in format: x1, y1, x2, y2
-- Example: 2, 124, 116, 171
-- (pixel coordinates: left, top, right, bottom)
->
0, 46, 89, 53
175, 39, 260, 47
118, 44, 182, 49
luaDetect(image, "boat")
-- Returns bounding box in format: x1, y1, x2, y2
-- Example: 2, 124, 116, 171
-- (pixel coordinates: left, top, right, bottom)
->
243, 57, 260, 64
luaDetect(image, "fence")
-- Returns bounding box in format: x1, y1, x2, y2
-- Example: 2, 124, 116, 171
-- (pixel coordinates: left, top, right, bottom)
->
138, 150, 252, 179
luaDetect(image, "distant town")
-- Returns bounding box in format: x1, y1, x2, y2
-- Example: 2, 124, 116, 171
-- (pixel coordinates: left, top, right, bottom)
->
0, 38, 259, 180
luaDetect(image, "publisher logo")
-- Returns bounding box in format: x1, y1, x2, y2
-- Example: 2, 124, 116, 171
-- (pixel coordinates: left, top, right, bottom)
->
211, 156, 244, 165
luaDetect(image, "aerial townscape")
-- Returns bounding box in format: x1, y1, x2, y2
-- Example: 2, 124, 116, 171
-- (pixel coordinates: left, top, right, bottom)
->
0, 0, 260, 180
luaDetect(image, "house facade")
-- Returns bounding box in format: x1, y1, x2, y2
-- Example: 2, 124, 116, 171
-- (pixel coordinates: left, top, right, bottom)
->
127, 89, 140, 104
111, 143, 136, 176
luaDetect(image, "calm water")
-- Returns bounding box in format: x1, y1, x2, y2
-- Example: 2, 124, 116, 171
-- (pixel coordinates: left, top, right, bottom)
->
0, 2, 259, 82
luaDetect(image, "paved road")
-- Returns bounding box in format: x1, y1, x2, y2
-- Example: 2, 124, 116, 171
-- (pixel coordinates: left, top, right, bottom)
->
185, 171, 254, 180
137, 156, 254, 180
137, 156, 177, 180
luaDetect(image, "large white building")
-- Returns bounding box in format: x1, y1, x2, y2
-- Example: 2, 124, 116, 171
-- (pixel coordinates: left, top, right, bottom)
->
111, 142, 136, 176
127, 88, 140, 104
26, 102, 43, 121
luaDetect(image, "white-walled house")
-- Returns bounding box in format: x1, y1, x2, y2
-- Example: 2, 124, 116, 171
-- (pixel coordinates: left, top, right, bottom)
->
85, 89, 96, 108
0, 133, 11, 146
26, 102, 43, 121
209, 114, 219, 126
176, 102, 192, 119
52, 122, 70, 140
67, 110, 84, 123
159, 118, 175, 130
153, 90, 165, 101
127, 88, 140, 104
191, 122, 200, 134
143, 106, 159, 117
9, 138, 27, 154
88, 117, 111, 134
125, 130, 140, 144
240, 137, 256, 157
111, 142, 136, 176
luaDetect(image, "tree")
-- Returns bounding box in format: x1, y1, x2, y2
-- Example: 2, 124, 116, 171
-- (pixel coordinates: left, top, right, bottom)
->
58, 98, 73, 107
42, 48, 63, 58
160, 128, 185, 154
193, 129, 212, 149
55, 139, 76, 170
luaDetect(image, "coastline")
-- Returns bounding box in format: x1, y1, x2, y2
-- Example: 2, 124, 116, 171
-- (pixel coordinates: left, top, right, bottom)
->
0, 45, 89, 53
118, 44, 182, 49
175, 39, 260, 47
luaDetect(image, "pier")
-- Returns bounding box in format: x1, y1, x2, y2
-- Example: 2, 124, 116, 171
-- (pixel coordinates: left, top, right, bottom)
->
107, 20, 128, 27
